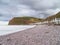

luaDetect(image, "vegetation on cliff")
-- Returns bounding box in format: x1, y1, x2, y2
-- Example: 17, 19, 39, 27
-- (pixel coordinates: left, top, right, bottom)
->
45, 12, 60, 21
8, 17, 43, 25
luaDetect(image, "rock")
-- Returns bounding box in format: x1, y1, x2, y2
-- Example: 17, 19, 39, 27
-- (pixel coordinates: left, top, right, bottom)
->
0, 25, 60, 45
8, 17, 42, 25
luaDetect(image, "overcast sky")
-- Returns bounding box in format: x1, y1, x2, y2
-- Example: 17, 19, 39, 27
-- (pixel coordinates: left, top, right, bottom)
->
0, 0, 60, 21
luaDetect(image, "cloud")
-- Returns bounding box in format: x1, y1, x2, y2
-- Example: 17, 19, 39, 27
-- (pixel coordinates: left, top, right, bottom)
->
0, 0, 60, 21
15, 0, 60, 10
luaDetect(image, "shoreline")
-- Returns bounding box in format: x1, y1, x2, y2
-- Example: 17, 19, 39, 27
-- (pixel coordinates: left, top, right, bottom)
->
0, 25, 60, 45
0, 25, 36, 36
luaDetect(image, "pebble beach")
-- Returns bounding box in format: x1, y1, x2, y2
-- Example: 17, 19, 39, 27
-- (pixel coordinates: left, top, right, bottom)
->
0, 25, 60, 45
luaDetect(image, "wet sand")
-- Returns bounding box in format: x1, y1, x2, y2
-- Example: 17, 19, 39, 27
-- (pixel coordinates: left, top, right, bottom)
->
0, 25, 60, 45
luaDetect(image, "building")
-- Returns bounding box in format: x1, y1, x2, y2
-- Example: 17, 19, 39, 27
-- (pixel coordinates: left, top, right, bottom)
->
51, 18, 60, 24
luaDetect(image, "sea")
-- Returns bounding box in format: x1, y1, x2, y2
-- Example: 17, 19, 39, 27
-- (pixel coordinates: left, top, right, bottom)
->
0, 21, 36, 35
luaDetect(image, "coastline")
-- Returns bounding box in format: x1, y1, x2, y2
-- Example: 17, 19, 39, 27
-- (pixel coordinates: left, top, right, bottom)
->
0, 25, 36, 36
0, 25, 60, 45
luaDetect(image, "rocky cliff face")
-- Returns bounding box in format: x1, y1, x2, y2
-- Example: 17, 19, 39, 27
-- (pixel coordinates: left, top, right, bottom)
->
8, 17, 42, 25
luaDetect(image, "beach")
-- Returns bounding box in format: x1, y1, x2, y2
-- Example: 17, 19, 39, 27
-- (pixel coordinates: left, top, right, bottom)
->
0, 25, 60, 45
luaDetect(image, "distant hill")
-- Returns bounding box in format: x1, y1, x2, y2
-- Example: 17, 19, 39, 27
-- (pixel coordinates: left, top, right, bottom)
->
8, 17, 43, 25
45, 12, 60, 21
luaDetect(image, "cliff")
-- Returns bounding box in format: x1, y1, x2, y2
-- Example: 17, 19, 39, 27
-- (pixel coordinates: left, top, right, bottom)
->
45, 12, 60, 21
8, 17, 42, 25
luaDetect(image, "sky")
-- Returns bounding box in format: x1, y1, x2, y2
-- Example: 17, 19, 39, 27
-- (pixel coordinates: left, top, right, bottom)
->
0, 0, 60, 21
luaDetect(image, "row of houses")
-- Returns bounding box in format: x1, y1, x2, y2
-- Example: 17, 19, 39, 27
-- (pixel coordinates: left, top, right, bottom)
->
51, 18, 60, 24
30, 18, 60, 25
43, 18, 60, 25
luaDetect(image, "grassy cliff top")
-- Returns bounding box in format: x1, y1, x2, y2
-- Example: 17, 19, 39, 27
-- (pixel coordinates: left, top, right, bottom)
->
45, 12, 60, 21
8, 17, 43, 25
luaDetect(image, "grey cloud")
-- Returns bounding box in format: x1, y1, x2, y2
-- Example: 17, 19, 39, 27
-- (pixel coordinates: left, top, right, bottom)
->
16, 0, 60, 10
0, 0, 60, 21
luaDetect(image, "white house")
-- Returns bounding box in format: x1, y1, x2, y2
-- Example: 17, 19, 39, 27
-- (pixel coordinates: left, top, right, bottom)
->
51, 18, 60, 24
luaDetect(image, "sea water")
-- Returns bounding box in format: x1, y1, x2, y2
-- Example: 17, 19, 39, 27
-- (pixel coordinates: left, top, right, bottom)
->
0, 25, 36, 35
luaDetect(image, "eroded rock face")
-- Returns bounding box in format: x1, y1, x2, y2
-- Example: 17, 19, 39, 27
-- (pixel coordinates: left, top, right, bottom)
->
9, 18, 32, 25
8, 17, 42, 25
